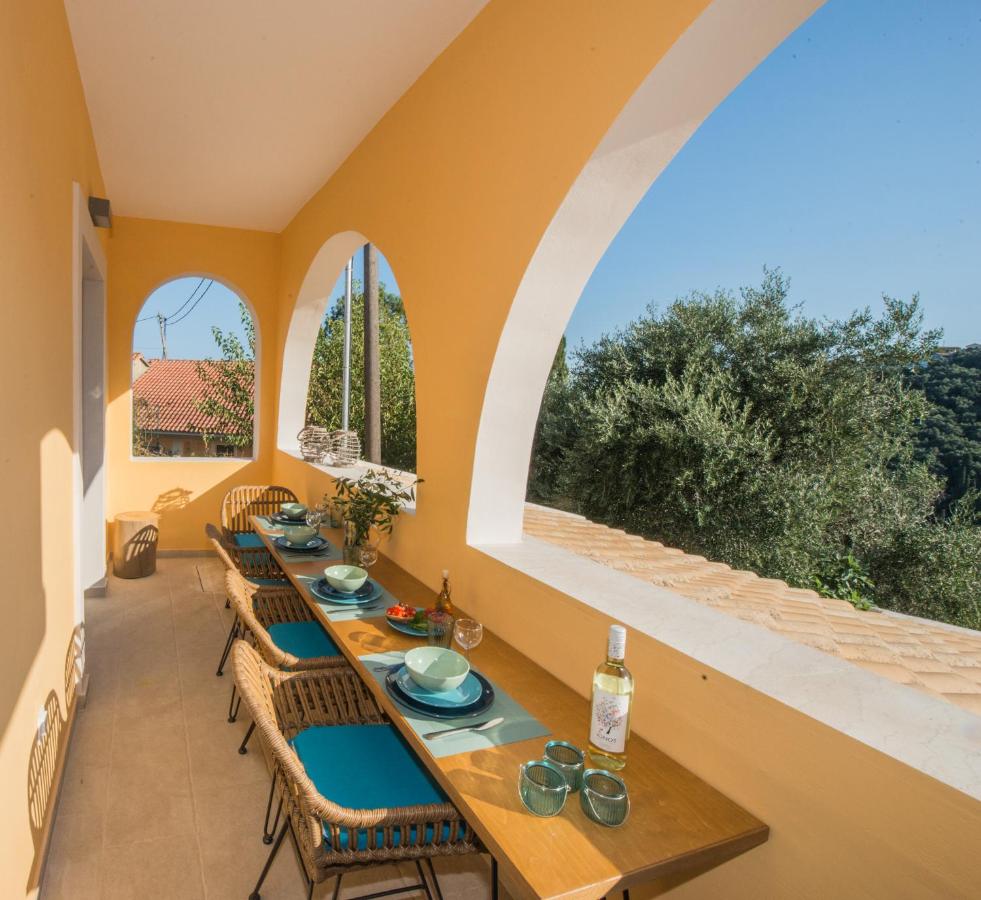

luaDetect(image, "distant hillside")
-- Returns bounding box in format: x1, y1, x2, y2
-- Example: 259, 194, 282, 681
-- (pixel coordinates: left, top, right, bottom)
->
908, 345, 981, 513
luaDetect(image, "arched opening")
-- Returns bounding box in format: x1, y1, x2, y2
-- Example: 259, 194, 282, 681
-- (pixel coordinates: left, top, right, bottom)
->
279, 235, 417, 474
469, 0, 821, 544
131, 276, 259, 459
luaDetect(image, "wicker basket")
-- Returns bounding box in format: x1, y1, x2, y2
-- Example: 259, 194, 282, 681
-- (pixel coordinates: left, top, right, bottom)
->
297, 426, 332, 463
330, 430, 361, 467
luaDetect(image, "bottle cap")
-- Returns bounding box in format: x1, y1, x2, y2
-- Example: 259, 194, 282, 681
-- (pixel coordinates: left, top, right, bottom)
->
608, 624, 626, 660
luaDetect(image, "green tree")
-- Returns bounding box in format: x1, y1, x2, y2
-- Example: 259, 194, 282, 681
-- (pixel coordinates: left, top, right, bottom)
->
907, 345, 981, 513
532, 270, 981, 630
195, 302, 255, 448
528, 336, 575, 505
305, 285, 417, 472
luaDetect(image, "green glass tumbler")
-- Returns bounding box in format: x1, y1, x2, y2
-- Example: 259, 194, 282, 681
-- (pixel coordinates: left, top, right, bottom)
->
518, 760, 569, 817
544, 740, 585, 792
580, 769, 630, 827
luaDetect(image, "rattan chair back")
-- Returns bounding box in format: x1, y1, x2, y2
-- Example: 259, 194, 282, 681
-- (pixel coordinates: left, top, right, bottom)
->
221, 485, 298, 535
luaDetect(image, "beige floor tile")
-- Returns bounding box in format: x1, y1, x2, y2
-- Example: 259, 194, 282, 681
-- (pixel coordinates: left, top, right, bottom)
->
57, 755, 109, 818
101, 834, 205, 900
67, 707, 115, 767
104, 761, 196, 848
184, 709, 269, 790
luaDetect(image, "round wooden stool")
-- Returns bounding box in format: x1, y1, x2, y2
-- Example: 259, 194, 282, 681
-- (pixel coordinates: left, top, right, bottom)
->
112, 511, 160, 578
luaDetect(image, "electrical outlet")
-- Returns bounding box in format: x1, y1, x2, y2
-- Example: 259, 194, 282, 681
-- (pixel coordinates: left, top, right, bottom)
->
36, 706, 48, 741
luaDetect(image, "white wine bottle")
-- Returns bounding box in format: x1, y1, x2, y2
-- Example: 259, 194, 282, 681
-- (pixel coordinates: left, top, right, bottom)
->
588, 624, 633, 770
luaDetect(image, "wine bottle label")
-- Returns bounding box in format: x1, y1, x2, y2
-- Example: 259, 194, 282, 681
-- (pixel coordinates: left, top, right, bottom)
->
590, 689, 629, 753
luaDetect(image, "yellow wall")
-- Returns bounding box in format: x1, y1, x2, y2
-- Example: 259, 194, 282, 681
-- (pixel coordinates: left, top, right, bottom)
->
270, 1, 981, 897
0, 1, 106, 893
105, 217, 280, 549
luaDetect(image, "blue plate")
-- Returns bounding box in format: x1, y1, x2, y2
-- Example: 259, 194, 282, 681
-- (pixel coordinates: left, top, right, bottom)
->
274, 535, 329, 553
386, 617, 428, 638
270, 512, 308, 526
394, 668, 484, 708
384, 666, 494, 719
310, 578, 380, 605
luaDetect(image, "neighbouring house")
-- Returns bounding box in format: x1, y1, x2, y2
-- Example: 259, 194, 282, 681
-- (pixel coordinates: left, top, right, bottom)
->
132, 358, 254, 457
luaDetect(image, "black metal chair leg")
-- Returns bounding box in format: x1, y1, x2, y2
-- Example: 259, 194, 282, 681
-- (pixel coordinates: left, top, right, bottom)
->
331, 873, 343, 900
491, 856, 498, 900
216, 618, 238, 676
261, 773, 280, 844
415, 860, 435, 900
425, 857, 444, 900
248, 819, 288, 900
227, 685, 241, 723
238, 720, 255, 754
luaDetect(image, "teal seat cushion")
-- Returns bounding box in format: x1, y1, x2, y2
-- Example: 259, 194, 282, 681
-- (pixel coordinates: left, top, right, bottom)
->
267, 621, 340, 660
292, 724, 453, 850
234, 532, 265, 548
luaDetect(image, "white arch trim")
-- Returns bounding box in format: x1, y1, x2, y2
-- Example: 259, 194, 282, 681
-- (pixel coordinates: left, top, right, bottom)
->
468, 0, 823, 544
277, 230, 368, 453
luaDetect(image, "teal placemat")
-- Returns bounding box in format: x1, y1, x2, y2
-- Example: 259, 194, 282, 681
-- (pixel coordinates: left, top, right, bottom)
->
277, 541, 342, 563
361, 651, 551, 759
295, 575, 391, 621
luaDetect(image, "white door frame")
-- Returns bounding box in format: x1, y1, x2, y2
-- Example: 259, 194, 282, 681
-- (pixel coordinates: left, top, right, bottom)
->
72, 182, 109, 617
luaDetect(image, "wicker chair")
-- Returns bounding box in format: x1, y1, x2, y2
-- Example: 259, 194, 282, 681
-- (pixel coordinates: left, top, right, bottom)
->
231, 640, 480, 900
221, 484, 299, 539
222, 568, 348, 756
206, 523, 286, 665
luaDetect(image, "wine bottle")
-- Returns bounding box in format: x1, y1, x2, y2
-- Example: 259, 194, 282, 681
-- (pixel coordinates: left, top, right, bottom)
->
436, 569, 454, 615
588, 624, 633, 771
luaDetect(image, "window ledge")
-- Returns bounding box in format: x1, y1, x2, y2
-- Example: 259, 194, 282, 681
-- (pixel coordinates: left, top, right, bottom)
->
278, 445, 417, 514
473, 535, 981, 802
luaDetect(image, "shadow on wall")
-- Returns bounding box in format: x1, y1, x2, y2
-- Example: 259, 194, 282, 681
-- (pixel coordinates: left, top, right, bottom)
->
152, 487, 192, 513
26, 624, 84, 893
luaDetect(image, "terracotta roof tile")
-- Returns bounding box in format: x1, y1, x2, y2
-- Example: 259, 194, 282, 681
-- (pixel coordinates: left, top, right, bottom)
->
132, 358, 253, 436
524, 504, 981, 716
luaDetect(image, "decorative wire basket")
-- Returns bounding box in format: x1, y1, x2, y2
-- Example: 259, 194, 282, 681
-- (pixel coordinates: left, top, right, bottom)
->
297, 426, 332, 463
330, 430, 362, 467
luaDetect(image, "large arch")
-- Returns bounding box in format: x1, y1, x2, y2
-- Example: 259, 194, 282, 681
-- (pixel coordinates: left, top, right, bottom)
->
277, 230, 368, 453
468, 0, 823, 544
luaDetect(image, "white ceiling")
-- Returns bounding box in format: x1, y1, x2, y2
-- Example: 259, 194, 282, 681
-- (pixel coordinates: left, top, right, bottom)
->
64, 1, 487, 231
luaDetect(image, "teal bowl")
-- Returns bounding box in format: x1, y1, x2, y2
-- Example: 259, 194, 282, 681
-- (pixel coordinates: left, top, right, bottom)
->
323, 564, 368, 594
404, 646, 470, 692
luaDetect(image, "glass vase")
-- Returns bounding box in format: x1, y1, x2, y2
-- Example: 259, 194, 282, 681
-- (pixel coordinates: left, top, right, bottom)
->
342, 521, 365, 565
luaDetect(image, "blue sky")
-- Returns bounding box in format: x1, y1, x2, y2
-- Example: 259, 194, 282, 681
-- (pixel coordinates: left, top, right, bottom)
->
568, 0, 981, 350
132, 251, 400, 360
135, 0, 979, 361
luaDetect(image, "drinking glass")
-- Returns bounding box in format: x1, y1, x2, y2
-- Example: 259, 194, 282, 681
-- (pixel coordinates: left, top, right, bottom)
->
427, 611, 454, 648
518, 760, 569, 817
580, 770, 630, 827
453, 619, 483, 661
544, 741, 585, 792
305, 508, 323, 530
328, 499, 343, 529
358, 541, 379, 570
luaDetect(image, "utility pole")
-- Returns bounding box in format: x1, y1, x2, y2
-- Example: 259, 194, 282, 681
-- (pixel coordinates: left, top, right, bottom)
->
157, 313, 168, 359
341, 257, 353, 432
363, 243, 381, 463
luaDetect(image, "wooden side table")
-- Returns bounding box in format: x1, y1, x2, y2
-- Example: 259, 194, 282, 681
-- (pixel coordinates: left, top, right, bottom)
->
112, 511, 160, 578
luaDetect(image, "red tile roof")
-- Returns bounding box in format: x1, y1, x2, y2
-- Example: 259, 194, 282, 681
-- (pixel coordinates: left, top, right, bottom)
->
524, 504, 981, 716
132, 358, 253, 436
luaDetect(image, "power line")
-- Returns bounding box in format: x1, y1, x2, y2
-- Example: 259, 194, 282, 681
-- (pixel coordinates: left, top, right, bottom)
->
134, 277, 208, 324
166, 279, 213, 326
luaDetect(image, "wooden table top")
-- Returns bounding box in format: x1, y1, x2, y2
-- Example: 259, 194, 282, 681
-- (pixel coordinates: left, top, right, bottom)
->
251, 517, 768, 899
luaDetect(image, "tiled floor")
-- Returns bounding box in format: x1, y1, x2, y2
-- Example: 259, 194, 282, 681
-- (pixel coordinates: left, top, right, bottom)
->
42, 557, 493, 900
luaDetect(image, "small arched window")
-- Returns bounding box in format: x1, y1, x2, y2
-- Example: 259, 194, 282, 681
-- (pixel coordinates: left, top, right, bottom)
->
131, 277, 257, 459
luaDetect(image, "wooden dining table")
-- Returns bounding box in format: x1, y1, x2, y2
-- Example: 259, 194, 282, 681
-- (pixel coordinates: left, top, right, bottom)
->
250, 516, 768, 900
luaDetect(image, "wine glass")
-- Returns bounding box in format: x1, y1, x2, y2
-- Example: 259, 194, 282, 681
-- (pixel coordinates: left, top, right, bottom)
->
453, 618, 483, 661
304, 508, 323, 530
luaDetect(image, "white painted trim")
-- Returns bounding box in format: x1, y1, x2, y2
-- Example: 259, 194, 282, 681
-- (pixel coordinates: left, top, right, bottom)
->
467, 0, 823, 544
72, 182, 109, 621
277, 231, 367, 451
476, 536, 981, 802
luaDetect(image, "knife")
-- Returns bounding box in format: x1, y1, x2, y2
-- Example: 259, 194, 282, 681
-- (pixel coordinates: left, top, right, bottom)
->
423, 717, 504, 741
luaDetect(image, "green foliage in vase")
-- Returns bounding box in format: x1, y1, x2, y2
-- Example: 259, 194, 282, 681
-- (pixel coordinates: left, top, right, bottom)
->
195, 302, 255, 447
306, 286, 417, 472
529, 269, 981, 631
329, 468, 420, 546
